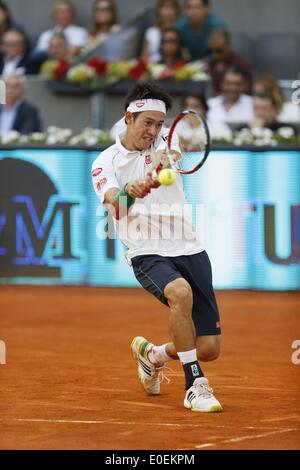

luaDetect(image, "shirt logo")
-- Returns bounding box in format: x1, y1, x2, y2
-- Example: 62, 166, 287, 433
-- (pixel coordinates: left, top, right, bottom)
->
136, 101, 145, 108
96, 177, 107, 191
145, 154, 152, 165
92, 168, 103, 177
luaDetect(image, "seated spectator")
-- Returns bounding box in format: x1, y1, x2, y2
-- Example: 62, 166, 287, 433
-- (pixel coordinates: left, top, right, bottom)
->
0, 1, 30, 46
86, 0, 121, 49
253, 74, 300, 124
158, 28, 187, 77
240, 93, 297, 134
143, 0, 181, 63
176, 0, 226, 61
0, 75, 42, 134
177, 93, 232, 140
35, 0, 88, 57
207, 28, 252, 96
47, 33, 71, 62
207, 66, 253, 125
0, 30, 38, 76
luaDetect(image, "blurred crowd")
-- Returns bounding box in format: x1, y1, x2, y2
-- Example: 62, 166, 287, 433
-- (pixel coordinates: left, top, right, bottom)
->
0, 0, 299, 137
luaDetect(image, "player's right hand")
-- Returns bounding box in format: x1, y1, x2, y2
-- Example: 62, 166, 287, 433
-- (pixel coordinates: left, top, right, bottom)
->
126, 180, 152, 199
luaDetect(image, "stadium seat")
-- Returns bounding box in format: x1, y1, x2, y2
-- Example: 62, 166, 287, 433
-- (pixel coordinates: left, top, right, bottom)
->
231, 33, 255, 65
254, 33, 300, 79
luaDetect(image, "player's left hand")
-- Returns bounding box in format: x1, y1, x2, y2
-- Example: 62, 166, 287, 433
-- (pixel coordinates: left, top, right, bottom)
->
145, 171, 161, 190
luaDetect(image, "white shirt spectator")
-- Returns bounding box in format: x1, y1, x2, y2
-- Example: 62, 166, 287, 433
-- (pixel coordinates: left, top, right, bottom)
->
144, 26, 162, 63
36, 25, 88, 51
278, 102, 300, 124
207, 94, 253, 125
2, 55, 25, 76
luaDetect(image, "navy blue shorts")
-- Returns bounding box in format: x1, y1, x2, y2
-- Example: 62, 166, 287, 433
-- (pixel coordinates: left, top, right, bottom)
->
132, 251, 221, 336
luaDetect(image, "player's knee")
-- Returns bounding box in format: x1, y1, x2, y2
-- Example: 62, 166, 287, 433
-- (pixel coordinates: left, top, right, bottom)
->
164, 279, 192, 310
197, 338, 220, 362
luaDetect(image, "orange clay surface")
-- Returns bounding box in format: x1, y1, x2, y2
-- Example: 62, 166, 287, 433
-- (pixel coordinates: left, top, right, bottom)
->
0, 286, 299, 450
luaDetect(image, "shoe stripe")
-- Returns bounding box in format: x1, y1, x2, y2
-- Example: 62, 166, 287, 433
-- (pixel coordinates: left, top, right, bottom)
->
187, 391, 196, 402
139, 360, 152, 376
139, 341, 150, 359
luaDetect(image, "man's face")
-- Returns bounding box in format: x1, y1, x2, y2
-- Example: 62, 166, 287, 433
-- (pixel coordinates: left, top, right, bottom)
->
5, 76, 24, 105
49, 37, 68, 60
222, 72, 245, 100
208, 35, 230, 61
126, 111, 165, 150
2, 31, 25, 59
54, 5, 73, 27
186, 0, 209, 24
253, 97, 277, 125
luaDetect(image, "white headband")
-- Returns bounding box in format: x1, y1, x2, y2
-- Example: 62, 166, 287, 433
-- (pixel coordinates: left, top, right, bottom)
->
126, 99, 167, 114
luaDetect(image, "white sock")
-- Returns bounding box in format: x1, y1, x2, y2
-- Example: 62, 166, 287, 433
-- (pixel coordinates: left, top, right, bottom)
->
148, 344, 173, 365
177, 349, 197, 365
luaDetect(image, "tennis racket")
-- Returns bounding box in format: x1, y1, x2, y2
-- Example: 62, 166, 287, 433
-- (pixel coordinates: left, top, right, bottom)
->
155, 109, 211, 176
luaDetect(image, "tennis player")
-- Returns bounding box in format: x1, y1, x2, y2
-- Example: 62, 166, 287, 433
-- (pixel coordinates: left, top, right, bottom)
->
92, 82, 222, 412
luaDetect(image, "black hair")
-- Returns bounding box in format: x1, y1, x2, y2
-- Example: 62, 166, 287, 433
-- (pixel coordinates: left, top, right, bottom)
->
124, 81, 172, 113
181, 92, 208, 113
0, 1, 12, 30
224, 65, 248, 82
208, 27, 231, 44
160, 27, 184, 61
186, 0, 210, 6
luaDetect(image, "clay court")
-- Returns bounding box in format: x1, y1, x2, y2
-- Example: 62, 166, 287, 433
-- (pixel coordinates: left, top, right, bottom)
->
0, 285, 299, 450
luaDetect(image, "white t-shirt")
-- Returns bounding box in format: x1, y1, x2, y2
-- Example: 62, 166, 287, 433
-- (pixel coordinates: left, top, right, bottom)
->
207, 94, 253, 125
36, 25, 88, 50
92, 129, 204, 263
144, 26, 162, 63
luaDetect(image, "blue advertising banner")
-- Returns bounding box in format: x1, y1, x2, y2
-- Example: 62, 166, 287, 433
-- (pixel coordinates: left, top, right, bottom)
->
0, 148, 299, 289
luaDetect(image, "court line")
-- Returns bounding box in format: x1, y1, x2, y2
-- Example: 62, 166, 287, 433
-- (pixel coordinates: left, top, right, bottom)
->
115, 400, 175, 409
11, 418, 227, 428
195, 428, 299, 449
222, 428, 299, 444
260, 415, 300, 422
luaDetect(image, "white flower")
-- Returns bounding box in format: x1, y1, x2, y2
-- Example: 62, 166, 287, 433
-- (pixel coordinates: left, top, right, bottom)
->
31, 132, 47, 142
277, 127, 295, 139
46, 135, 60, 145
0, 130, 21, 143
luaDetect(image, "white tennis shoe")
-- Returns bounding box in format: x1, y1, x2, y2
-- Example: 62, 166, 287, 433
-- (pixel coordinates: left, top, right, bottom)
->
130, 336, 164, 395
184, 377, 223, 412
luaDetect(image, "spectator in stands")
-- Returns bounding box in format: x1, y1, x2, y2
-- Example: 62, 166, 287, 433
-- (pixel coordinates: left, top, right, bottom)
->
207, 28, 252, 96
240, 93, 297, 134
207, 66, 253, 125
176, 0, 226, 61
0, 1, 29, 46
47, 33, 70, 62
253, 75, 300, 124
143, 0, 181, 63
179, 92, 232, 140
86, 0, 121, 49
0, 75, 42, 133
35, 0, 88, 57
158, 28, 187, 76
0, 30, 38, 75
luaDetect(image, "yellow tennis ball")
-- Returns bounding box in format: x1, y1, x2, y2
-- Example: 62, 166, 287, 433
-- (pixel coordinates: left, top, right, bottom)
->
158, 168, 176, 186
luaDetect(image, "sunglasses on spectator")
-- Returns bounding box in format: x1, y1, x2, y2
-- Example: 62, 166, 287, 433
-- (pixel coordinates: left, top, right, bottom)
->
209, 48, 226, 54
162, 37, 180, 43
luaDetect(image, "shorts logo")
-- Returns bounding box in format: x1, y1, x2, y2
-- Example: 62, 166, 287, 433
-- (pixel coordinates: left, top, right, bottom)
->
96, 177, 107, 191
216, 321, 220, 328
145, 154, 152, 165
92, 168, 103, 177
136, 101, 145, 109
191, 364, 200, 377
